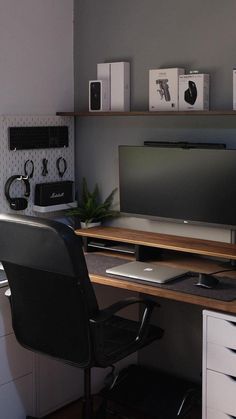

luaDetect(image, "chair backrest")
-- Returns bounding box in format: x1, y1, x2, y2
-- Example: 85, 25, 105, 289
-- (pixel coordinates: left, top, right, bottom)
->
0, 214, 99, 368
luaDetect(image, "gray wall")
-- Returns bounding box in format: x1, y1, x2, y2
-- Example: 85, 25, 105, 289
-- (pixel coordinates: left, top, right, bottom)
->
0, 0, 74, 114
74, 0, 236, 241
74, 0, 236, 381
74, 0, 236, 111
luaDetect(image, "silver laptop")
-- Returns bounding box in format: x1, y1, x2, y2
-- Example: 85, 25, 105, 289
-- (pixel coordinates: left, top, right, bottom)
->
106, 261, 188, 284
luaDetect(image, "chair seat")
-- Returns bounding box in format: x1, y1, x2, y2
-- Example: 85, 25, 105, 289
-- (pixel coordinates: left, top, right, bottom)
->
95, 315, 164, 367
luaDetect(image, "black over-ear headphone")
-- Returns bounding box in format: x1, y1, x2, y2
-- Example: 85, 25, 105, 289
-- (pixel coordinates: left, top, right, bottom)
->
5, 175, 30, 211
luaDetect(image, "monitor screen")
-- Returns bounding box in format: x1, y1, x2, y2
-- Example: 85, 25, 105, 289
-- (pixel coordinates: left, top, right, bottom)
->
119, 146, 236, 229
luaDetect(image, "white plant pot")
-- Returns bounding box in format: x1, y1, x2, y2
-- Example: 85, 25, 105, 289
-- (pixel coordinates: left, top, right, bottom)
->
80, 221, 101, 229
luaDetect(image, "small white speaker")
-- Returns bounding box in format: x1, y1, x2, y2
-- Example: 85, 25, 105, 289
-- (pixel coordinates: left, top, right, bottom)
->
89, 80, 109, 112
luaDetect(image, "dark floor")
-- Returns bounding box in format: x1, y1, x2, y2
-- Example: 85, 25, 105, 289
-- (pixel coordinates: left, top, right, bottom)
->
44, 397, 201, 419
44, 399, 83, 419
44, 398, 117, 419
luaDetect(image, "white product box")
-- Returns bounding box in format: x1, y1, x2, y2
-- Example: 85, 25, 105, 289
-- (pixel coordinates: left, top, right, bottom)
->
233, 69, 236, 110
149, 68, 185, 111
97, 63, 111, 81
89, 80, 109, 112
97, 62, 130, 111
97, 63, 111, 110
110, 62, 130, 111
179, 73, 209, 111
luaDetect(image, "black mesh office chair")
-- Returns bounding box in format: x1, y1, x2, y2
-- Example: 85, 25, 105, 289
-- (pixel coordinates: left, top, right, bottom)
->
0, 214, 164, 419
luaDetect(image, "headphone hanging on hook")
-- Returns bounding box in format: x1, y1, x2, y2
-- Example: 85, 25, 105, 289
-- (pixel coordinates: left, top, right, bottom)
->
5, 175, 30, 211
56, 157, 67, 178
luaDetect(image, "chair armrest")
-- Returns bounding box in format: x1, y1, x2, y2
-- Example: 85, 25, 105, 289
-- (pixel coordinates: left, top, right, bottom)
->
90, 297, 159, 324
90, 297, 160, 344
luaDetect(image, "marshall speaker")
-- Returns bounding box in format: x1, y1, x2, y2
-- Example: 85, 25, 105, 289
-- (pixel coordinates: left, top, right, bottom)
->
34, 181, 74, 206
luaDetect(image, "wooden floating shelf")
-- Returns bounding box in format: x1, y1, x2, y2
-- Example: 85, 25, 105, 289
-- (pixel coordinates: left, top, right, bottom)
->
56, 110, 236, 117
33, 201, 77, 213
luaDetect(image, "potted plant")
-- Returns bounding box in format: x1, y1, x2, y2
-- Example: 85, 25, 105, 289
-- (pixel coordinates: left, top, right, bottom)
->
67, 178, 119, 228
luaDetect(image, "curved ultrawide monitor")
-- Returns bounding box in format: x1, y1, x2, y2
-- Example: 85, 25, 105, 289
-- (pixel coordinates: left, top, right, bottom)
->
119, 146, 236, 229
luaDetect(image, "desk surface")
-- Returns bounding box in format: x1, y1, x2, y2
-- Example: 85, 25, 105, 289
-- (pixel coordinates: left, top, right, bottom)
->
77, 226, 236, 315
86, 252, 236, 315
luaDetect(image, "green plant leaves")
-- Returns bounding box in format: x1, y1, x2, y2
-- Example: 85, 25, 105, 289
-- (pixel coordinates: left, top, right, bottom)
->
67, 178, 119, 224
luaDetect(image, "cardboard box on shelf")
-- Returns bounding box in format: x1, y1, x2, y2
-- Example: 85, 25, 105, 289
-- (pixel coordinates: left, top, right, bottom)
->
179, 73, 209, 111
149, 68, 185, 111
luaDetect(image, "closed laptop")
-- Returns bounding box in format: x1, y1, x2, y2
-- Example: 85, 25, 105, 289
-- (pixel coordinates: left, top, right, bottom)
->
106, 261, 188, 284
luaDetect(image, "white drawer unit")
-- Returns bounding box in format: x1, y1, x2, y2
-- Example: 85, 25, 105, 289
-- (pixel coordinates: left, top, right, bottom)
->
207, 407, 236, 419
0, 286, 36, 418
0, 284, 84, 418
35, 354, 83, 417
203, 310, 236, 419
0, 333, 33, 386
0, 374, 34, 419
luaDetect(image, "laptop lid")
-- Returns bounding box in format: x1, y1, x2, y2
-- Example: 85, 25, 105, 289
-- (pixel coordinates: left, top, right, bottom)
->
106, 261, 188, 284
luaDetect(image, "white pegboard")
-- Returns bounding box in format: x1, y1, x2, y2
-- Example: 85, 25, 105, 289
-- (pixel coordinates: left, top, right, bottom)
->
0, 115, 74, 216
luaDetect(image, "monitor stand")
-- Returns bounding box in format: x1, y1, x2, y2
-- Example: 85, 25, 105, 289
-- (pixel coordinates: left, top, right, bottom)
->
230, 230, 236, 266
219, 230, 236, 268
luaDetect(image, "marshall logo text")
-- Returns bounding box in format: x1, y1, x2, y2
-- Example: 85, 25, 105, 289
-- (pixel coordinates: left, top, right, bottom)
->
50, 192, 64, 199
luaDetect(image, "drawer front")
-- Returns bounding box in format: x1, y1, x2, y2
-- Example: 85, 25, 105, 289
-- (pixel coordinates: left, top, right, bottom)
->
207, 316, 236, 349
207, 407, 236, 419
0, 374, 34, 419
207, 342, 236, 376
0, 333, 33, 385
36, 354, 83, 416
207, 370, 236, 417
0, 286, 12, 337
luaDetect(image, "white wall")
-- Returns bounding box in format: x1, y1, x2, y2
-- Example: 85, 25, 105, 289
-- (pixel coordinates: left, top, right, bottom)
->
0, 0, 73, 114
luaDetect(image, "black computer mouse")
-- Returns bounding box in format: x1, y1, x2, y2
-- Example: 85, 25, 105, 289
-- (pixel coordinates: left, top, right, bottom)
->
184, 81, 197, 105
196, 273, 219, 289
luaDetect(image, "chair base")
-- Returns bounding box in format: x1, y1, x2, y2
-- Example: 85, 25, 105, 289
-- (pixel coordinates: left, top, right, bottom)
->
98, 364, 201, 419
83, 367, 94, 419
82, 398, 94, 419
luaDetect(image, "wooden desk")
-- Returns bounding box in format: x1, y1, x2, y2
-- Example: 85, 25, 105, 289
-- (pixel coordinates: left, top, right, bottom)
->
76, 226, 236, 315
77, 227, 236, 419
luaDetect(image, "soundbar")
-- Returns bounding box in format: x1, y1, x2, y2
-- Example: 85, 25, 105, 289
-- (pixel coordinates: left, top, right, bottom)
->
9, 126, 69, 150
